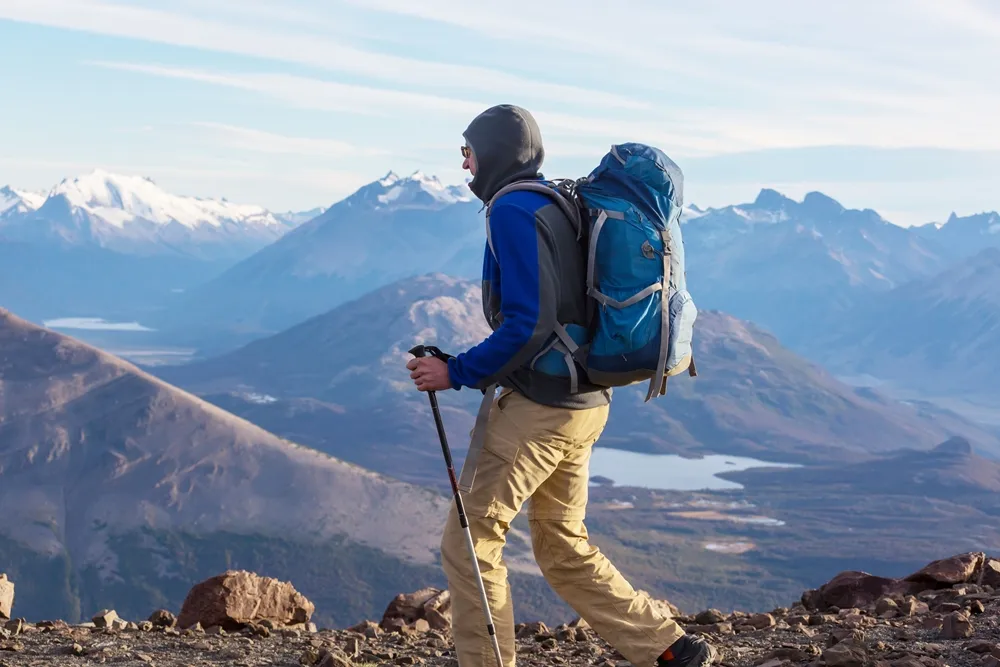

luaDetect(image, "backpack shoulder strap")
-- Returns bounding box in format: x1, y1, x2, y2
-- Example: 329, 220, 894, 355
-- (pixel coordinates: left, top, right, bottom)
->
484, 180, 583, 259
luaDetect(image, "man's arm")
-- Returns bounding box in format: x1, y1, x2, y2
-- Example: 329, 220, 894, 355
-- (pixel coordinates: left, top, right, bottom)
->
447, 198, 559, 390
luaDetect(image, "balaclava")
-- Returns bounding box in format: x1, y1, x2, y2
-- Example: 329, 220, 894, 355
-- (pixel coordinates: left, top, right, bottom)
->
462, 104, 545, 203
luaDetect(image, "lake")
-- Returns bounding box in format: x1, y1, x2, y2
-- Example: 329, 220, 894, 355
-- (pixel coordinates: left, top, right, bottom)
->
589, 448, 798, 491
43, 317, 154, 332
41, 317, 195, 365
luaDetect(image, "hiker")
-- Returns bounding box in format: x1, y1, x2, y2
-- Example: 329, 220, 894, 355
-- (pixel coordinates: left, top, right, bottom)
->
405, 104, 716, 667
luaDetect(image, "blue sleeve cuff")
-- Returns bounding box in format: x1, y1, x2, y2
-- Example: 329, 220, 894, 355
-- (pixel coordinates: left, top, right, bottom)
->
446, 358, 463, 391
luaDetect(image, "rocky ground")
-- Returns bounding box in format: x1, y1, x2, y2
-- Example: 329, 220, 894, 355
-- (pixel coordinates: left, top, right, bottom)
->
2, 553, 1000, 666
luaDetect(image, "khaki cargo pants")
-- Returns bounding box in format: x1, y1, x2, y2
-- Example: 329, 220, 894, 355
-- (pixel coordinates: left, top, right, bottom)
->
440, 388, 685, 666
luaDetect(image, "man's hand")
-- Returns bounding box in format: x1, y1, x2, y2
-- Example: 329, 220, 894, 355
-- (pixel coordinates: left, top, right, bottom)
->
406, 356, 453, 392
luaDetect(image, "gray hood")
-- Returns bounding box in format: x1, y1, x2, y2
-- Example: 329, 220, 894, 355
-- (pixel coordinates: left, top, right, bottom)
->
462, 104, 545, 203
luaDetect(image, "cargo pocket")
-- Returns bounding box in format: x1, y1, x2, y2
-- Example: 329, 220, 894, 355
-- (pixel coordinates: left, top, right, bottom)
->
466, 403, 523, 525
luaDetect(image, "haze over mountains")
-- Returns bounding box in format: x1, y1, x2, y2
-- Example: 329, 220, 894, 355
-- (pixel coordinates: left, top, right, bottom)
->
805, 246, 1000, 400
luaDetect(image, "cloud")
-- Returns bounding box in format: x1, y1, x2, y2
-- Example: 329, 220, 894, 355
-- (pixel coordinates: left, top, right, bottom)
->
0, 0, 647, 111
86, 61, 747, 155
86, 58, 1000, 155
87, 61, 487, 116
190, 122, 392, 159
343, 0, 992, 107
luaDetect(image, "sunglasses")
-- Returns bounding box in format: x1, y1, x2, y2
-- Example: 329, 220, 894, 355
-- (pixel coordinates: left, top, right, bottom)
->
461, 145, 472, 159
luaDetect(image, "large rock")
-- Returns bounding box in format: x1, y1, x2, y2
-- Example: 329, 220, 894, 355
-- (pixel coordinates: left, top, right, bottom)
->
0, 575, 12, 619
813, 571, 918, 610
176, 570, 314, 630
904, 552, 985, 586
381, 588, 451, 633
980, 559, 1000, 587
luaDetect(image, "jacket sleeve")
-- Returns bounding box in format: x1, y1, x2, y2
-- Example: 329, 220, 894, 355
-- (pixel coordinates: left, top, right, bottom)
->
447, 198, 558, 391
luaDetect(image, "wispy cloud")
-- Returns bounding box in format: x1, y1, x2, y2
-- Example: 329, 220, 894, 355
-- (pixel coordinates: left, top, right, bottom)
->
86, 59, 1000, 155
191, 122, 392, 159
344, 0, 989, 106
86, 61, 746, 155
86, 61, 486, 116
0, 0, 646, 110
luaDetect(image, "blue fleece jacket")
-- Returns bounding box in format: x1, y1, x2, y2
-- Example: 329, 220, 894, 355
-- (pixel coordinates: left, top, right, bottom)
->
447, 189, 558, 391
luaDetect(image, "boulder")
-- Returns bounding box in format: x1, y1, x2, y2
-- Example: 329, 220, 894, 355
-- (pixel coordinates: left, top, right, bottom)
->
148, 609, 176, 628
0, 575, 12, 620
176, 570, 314, 631
905, 552, 985, 587
381, 588, 451, 633
695, 609, 726, 625
821, 639, 868, 667
814, 571, 917, 610
981, 559, 1000, 587
939, 611, 973, 640
92, 610, 120, 629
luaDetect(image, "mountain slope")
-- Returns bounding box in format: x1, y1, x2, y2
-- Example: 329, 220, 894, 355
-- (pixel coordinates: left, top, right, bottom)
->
0, 307, 456, 625
154, 172, 482, 349
154, 274, 1000, 488
804, 246, 1000, 400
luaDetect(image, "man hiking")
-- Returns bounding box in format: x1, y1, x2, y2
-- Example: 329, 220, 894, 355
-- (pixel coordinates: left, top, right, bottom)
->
406, 103, 716, 667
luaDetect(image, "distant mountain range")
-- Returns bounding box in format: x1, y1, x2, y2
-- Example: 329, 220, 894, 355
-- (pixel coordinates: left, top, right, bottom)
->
914, 210, 1000, 263
0, 170, 322, 322
153, 273, 1000, 487
4, 167, 997, 411
148, 176, 1000, 358
680, 189, 952, 347
0, 170, 303, 260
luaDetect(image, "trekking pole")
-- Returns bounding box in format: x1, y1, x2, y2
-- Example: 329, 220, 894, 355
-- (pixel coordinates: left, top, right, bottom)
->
409, 344, 505, 667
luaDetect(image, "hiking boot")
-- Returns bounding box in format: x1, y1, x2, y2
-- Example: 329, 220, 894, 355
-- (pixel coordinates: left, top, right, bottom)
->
656, 634, 717, 666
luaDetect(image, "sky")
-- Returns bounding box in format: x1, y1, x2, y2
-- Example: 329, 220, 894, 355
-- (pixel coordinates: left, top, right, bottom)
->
0, 0, 998, 225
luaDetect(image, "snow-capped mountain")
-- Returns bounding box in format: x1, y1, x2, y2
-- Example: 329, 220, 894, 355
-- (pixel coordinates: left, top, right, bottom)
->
339, 170, 473, 210
0, 169, 297, 261
154, 170, 482, 348
0, 185, 45, 219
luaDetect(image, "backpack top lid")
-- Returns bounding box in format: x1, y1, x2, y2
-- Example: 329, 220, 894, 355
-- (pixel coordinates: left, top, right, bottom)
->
583, 143, 685, 231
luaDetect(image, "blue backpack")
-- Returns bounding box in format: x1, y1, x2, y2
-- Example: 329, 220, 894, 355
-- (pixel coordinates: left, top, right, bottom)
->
486, 142, 698, 402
